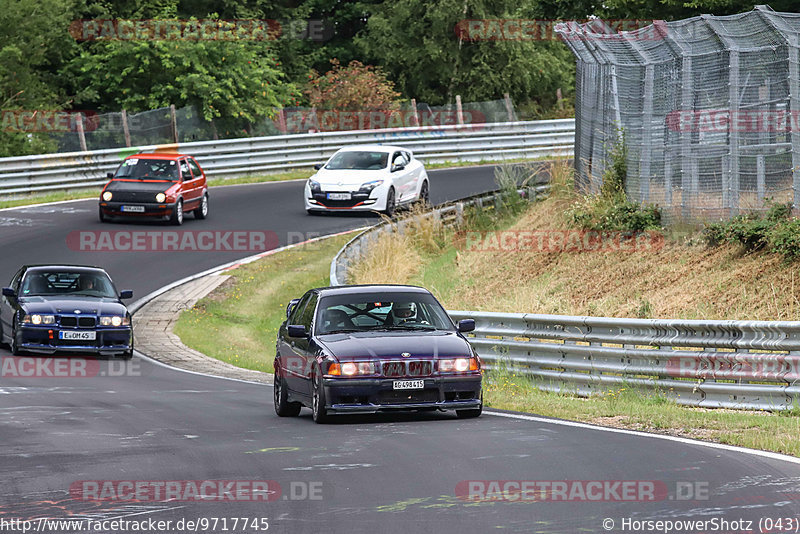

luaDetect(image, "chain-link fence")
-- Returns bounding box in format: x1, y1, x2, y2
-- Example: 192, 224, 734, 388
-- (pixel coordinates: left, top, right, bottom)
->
556, 5, 800, 222
43, 98, 517, 155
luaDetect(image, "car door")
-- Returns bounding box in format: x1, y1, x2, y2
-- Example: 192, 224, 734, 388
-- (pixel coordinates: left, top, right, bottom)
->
294, 293, 319, 397
403, 150, 423, 198
179, 158, 201, 207
390, 151, 415, 202
0, 268, 24, 339
188, 157, 207, 196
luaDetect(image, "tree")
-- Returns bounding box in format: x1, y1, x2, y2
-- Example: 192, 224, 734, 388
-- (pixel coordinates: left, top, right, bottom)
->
305, 59, 400, 110
357, 0, 574, 109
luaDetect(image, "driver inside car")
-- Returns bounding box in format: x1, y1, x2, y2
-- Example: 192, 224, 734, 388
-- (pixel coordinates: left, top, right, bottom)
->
78, 275, 96, 292
386, 302, 417, 325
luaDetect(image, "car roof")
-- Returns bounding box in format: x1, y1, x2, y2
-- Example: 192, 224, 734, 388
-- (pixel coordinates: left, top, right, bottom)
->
335, 145, 409, 154
125, 153, 188, 160
23, 265, 108, 274
312, 284, 431, 297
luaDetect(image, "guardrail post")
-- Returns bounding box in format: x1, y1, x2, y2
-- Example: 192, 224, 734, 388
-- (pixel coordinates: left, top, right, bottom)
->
456, 95, 464, 125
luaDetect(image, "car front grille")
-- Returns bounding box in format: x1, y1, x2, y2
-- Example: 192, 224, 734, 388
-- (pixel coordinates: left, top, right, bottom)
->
312, 192, 370, 208
378, 389, 439, 404
59, 316, 95, 328
110, 191, 160, 203
382, 360, 433, 377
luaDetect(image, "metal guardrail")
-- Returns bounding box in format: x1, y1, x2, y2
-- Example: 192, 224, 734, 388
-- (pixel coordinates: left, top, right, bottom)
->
448, 311, 800, 411
329, 174, 800, 412
0, 119, 574, 197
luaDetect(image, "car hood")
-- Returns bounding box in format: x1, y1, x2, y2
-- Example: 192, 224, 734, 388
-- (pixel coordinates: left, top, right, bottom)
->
105, 179, 175, 195
316, 330, 472, 360
19, 296, 127, 316
313, 168, 388, 187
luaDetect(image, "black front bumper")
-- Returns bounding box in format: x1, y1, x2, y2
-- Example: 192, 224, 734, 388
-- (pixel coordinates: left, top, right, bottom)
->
19, 325, 133, 356
100, 201, 176, 217
322, 374, 482, 414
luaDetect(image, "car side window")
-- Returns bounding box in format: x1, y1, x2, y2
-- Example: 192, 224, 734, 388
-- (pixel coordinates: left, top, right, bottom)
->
10, 269, 24, 291
392, 152, 406, 167
298, 294, 318, 331
188, 158, 202, 178
289, 293, 311, 325
403, 151, 412, 163
179, 160, 191, 180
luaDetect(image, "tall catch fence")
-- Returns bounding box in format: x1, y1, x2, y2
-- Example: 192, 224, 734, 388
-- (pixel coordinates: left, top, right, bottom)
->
32, 99, 517, 155
556, 5, 800, 222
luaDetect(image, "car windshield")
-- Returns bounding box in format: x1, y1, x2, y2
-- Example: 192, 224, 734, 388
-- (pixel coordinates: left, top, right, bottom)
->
316, 292, 455, 334
325, 151, 389, 170
114, 158, 179, 180
20, 271, 118, 298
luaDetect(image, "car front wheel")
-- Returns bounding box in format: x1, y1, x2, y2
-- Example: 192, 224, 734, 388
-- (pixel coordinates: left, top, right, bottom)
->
311, 368, 330, 423
9, 323, 21, 356
456, 391, 483, 419
383, 188, 396, 217
170, 199, 184, 226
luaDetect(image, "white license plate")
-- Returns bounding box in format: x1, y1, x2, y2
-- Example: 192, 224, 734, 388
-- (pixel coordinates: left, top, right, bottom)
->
327, 193, 351, 200
121, 205, 145, 213
393, 380, 424, 390
59, 331, 96, 341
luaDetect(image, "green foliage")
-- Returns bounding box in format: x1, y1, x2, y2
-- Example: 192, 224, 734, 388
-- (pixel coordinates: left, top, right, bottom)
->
356, 0, 574, 108
305, 59, 400, 111
704, 201, 800, 261
567, 132, 662, 232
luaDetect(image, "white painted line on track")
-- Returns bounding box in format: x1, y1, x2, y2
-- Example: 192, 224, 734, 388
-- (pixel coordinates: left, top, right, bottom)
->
484, 410, 800, 466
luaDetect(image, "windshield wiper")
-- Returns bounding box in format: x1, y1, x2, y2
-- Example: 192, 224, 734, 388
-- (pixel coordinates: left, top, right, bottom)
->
321, 328, 362, 335
372, 325, 438, 331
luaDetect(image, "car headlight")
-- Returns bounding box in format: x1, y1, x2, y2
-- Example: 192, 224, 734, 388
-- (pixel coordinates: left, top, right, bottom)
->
308, 179, 321, 192
24, 314, 54, 325
439, 357, 479, 373
360, 180, 384, 193
327, 361, 375, 376
155, 192, 166, 203
102, 191, 112, 201
100, 316, 128, 327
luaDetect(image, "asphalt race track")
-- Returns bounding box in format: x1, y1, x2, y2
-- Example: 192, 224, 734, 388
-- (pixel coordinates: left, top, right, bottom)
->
2, 166, 800, 534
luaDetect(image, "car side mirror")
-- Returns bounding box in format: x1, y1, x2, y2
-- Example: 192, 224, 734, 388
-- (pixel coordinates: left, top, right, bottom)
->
286, 298, 300, 318
119, 290, 134, 300
2, 287, 15, 298
313, 163, 324, 170
106, 172, 114, 179
288, 324, 308, 338
391, 163, 405, 172
457, 319, 475, 333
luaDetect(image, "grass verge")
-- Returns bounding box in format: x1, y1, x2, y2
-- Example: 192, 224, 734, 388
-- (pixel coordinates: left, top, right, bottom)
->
173, 232, 354, 374
485, 368, 800, 457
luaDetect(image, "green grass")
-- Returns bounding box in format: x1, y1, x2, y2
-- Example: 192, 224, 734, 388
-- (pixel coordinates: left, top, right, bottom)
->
484, 367, 800, 457
173, 232, 354, 374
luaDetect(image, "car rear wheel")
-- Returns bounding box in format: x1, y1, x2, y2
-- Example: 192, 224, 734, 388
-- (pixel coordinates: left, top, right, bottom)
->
274, 373, 302, 417
311, 368, 330, 423
193, 193, 208, 219
384, 187, 396, 217
418, 180, 430, 207
170, 199, 184, 226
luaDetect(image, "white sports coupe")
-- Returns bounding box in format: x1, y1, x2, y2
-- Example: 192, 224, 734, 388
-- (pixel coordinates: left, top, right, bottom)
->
304, 145, 430, 215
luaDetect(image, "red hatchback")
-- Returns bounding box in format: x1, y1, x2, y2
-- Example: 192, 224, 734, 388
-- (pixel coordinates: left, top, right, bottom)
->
99, 153, 209, 225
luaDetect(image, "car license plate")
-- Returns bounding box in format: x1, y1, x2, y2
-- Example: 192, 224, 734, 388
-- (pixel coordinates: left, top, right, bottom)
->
121, 205, 145, 213
327, 193, 351, 200
60, 330, 96, 341
393, 380, 424, 390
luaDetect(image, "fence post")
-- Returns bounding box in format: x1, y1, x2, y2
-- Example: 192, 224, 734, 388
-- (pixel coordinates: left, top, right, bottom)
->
170, 104, 179, 143
121, 109, 132, 147
456, 95, 464, 125
410, 99, 420, 127
76, 114, 88, 152
503, 93, 514, 121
